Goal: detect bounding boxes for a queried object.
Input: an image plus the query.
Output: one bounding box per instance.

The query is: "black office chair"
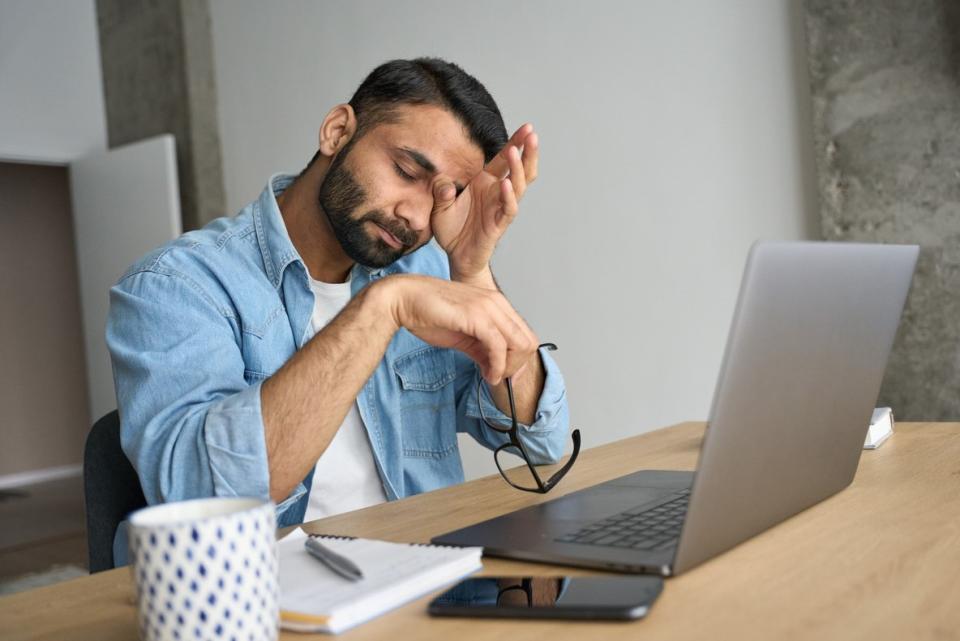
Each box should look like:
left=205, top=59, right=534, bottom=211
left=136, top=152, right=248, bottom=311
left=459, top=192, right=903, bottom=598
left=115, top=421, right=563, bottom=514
left=83, top=410, right=146, bottom=573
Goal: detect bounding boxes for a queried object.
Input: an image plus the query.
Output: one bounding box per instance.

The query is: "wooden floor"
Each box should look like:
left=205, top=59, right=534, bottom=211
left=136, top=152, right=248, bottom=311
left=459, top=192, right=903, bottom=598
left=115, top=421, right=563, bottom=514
left=0, top=476, right=88, bottom=592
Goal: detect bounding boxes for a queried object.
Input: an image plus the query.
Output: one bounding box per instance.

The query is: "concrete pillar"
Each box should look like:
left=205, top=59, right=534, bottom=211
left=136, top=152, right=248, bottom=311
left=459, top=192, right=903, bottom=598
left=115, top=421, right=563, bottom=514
left=96, top=0, right=225, bottom=231
left=804, top=0, right=960, bottom=419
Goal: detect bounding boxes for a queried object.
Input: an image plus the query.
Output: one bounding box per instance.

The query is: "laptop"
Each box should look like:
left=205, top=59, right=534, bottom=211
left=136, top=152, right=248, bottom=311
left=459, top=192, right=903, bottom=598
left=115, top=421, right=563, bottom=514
left=433, top=241, right=919, bottom=576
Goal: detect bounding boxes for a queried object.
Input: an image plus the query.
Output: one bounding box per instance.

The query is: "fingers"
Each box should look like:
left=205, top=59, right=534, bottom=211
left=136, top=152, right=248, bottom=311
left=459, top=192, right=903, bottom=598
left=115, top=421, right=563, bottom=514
left=509, top=123, right=533, bottom=148
left=494, top=129, right=538, bottom=210
left=523, top=132, right=538, bottom=186
left=439, top=288, right=536, bottom=385
left=488, top=289, right=539, bottom=356
left=506, top=146, right=526, bottom=200
left=431, top=180, right=457, bottom=215
left=496, top=178, right=519, bottom=230
left=486, top=123, right=535, bottom=179
left=475, top=322, right=508, bottom=385
left=395, top=276, right=539, bottom=385
left=477, top=291, right=538, bottom=385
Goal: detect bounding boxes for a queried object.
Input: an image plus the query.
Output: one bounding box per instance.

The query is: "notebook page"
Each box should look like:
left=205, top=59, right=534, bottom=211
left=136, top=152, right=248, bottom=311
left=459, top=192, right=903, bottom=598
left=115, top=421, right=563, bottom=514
left=279, top=533, right=482, bottom=631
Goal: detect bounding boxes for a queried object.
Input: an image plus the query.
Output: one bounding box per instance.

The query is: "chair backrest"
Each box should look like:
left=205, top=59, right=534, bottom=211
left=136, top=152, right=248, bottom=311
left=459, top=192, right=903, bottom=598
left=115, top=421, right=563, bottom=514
left=83, top=410, right=146, bottom=573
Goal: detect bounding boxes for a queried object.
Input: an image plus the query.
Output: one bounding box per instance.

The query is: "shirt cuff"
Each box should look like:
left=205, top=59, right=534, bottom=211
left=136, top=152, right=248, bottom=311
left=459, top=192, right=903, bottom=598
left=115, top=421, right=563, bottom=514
left=467, top=345, right=567, bottom=432
left=277, top=482, right=307, bottom=515
left=202, top=381, right=273, bottom=501
left=203, top=382, right=308, bottom=520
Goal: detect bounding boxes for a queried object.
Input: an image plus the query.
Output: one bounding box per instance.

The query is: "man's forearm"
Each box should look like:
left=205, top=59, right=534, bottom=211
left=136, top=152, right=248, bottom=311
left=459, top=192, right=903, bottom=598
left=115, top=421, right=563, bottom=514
left=452, top=265, right=545, bottom=424
left=261, top=281, right=397, bottom=503
left=261, top=268, right=542, bottom=503
left=450, top=263, right=499, bottom=292
left=489, top=350, right=545, bottom=426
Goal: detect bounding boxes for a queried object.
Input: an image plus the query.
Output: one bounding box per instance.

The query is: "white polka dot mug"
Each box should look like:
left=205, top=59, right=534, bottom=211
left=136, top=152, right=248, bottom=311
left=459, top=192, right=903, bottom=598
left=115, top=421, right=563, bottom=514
left=128, top=497, right=278, bottom=641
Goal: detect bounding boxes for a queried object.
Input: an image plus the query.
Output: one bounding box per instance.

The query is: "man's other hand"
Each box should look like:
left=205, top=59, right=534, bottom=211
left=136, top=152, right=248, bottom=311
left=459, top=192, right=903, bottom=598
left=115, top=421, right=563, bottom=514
left=373, top=273, right=539, bottom=385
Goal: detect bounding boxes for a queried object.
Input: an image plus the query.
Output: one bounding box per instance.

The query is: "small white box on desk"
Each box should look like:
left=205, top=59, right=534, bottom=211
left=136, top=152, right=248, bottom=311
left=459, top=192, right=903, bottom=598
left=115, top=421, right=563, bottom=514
left=864, top=407, right=894, bottom=449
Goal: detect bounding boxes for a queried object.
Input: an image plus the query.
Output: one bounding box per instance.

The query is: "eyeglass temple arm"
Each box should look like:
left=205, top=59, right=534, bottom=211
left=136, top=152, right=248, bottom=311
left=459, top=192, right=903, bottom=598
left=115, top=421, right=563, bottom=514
left=544, top=429, right=582, bottom=488
left=503, top=428, right=550, bottom=492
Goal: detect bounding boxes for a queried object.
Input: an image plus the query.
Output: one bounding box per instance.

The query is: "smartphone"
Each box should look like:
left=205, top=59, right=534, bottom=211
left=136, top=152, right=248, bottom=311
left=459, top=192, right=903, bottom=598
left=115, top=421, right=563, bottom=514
left=428, top=575, right=663, bottom=620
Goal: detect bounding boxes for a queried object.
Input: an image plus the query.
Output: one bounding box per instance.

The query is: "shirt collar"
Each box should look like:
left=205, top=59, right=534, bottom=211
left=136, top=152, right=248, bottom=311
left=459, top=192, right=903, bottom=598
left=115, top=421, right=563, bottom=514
left=253, top=173, right=305, bottom=289
left=253, top=172, right=389, bottom=288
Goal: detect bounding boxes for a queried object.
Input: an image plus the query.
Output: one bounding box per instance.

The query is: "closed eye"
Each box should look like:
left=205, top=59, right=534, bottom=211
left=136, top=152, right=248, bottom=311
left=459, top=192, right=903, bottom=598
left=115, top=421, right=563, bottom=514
left=393, top=162, right=416, bottom=182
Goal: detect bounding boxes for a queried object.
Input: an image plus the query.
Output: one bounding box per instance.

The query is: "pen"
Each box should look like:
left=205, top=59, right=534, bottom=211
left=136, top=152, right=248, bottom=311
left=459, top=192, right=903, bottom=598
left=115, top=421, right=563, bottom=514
left=304, top=536, right=365, bottom=581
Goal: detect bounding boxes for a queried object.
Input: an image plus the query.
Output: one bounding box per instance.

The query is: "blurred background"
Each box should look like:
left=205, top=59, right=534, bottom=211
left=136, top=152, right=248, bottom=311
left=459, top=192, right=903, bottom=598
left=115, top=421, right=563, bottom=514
left=1, top=0, right=957, bottom=592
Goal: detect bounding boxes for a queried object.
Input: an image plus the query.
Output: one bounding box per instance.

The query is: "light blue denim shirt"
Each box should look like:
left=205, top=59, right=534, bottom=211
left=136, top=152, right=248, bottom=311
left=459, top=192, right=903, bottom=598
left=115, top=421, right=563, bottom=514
left=106, top=174, right=569, bottom=565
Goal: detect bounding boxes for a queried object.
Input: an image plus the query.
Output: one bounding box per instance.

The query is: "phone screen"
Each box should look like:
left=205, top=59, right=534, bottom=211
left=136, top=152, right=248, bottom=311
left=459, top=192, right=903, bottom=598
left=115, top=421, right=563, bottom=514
left=428, top=575, right=663, bottom=619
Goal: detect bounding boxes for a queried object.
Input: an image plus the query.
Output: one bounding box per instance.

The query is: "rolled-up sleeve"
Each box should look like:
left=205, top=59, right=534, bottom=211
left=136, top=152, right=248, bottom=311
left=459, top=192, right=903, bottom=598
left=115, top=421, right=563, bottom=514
left=106, top=268, right=302, bottom=516
left=455, top=345, right=570, bottom=464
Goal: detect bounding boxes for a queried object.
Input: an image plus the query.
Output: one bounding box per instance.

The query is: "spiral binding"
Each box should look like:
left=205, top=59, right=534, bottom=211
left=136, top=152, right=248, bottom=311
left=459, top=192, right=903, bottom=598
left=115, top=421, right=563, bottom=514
left=307, top=533, right=462, bottom=550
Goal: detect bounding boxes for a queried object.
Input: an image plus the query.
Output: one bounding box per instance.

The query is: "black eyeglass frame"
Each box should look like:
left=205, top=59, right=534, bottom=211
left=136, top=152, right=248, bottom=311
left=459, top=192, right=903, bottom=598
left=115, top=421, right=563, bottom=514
left=477, top=343, right=581, bottom=494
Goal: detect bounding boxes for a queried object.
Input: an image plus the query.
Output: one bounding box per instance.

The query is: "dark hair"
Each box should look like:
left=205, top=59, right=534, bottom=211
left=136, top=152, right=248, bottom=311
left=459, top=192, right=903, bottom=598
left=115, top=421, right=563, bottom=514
left=348, top=58, right=507, bottom=163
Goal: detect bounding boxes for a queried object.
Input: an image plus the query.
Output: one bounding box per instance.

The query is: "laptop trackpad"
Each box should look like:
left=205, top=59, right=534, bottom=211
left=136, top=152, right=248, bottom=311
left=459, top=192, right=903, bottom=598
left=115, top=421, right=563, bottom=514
left=433, top=470, right=694, bottom=548
left=525, top=469, right=694, bottom=523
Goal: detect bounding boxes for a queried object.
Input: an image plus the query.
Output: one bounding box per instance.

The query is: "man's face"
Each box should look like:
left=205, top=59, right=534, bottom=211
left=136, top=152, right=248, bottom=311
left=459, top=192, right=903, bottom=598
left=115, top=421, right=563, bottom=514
left=318, top=104, right=485, bottom=268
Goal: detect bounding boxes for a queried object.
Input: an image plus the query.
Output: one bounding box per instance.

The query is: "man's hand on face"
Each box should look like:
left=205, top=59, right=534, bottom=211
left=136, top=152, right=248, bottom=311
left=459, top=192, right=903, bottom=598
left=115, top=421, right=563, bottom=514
left=429, top=123, right=539, bottom=287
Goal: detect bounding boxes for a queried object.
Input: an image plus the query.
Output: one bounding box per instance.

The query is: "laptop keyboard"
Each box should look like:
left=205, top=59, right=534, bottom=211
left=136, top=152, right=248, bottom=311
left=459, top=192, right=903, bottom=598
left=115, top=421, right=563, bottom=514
left=555, top=489, right=691, bottom=551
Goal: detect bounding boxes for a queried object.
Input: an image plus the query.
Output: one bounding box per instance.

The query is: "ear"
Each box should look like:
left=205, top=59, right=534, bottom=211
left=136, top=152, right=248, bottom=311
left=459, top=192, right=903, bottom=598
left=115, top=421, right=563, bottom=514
left=318, top=104, right=358, bottom=156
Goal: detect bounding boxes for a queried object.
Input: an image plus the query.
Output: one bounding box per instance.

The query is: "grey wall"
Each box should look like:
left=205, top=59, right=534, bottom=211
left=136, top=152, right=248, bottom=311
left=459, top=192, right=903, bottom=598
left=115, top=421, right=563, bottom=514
left=209, top=0, right=819, bottom=480
left=0, top=0, right=106, bottom=163
left=805, top=0, right=960, bottom=420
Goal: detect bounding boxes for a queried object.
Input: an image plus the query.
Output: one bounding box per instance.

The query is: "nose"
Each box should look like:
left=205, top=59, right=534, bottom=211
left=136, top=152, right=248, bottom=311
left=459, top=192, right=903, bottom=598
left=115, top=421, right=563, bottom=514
left=393, top=188, right=433, bottom=233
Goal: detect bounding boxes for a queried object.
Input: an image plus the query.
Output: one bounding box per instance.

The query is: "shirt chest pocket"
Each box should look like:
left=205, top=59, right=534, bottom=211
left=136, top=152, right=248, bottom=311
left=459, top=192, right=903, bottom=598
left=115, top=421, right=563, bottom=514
left=392, top=346, right=459, bottom=458
left=239, top=304, right=295, bottom=383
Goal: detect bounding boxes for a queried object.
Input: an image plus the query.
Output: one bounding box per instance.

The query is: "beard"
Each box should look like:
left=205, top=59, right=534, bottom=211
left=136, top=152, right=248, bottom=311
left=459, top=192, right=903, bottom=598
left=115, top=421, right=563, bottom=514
left=317, top=145, right=420, bottom=268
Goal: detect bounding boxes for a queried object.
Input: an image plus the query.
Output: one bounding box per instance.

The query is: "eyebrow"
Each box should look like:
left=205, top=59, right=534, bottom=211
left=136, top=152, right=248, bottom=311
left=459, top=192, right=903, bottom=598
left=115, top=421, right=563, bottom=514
left=398, top=147, right=465, bottom=195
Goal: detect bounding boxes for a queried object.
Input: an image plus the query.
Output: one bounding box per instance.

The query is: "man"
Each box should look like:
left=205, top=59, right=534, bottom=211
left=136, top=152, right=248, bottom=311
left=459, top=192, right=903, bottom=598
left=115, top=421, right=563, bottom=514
left=106, top=58, right=570, bottom=564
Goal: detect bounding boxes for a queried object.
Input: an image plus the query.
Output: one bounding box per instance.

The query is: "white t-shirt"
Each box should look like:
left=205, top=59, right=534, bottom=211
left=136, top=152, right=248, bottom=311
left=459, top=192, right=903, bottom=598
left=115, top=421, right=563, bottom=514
left=301, top=275, right=388, bottom=522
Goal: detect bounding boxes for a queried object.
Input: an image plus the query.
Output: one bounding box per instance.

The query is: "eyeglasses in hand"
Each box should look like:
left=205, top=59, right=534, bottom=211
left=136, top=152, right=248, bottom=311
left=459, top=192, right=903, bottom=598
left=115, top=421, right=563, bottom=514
left=477, top=343, right=581, bottom=493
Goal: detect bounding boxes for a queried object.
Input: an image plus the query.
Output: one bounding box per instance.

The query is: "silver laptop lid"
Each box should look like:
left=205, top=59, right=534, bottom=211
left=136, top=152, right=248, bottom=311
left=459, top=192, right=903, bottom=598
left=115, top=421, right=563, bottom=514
left=672, top=241, right=918, bottom=574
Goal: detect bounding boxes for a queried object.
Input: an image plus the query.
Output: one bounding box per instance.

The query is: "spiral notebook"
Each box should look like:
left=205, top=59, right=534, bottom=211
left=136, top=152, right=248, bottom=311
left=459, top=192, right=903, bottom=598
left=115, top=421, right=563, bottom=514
left=278, top=528, right=482, bottom=634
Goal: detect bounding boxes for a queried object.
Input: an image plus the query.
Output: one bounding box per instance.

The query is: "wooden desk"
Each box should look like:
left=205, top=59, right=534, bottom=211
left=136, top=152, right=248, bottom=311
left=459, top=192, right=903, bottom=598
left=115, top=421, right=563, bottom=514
left=2, top=422, right=958, bottom=640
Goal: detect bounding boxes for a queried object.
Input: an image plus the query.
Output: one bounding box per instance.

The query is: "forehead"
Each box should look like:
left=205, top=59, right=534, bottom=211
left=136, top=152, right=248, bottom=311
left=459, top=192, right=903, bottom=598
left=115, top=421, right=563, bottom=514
left=366, top=104, right=486, bottom=181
